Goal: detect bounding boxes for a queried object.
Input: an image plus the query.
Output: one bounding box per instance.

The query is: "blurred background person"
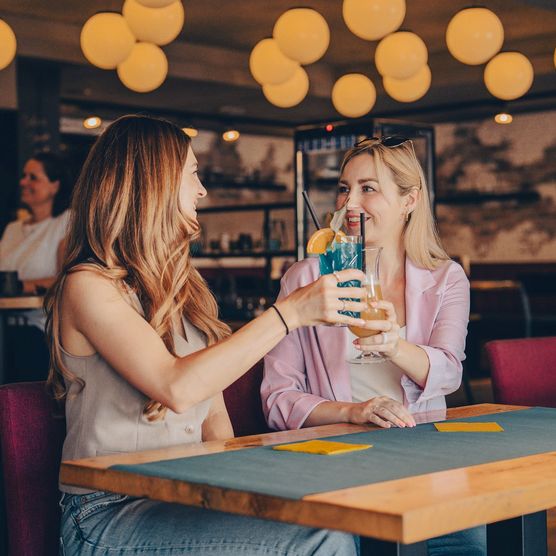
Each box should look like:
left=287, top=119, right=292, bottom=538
left=0, top=151, right=71, bottom=382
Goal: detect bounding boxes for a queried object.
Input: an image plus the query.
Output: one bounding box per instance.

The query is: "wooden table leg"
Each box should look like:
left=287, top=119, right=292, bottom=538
left=361, top=537, right=428, bottom=556
left=487, top=511, right=547, bottom=556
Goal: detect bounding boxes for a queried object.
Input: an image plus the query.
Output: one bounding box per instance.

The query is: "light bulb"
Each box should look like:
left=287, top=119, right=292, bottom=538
left=83, top=116, right=102, bottom=129
left=222, top=130, right=240, bottom=142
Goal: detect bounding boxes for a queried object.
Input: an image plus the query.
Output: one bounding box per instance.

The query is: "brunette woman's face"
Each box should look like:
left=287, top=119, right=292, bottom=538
left=19, top=159, right=59, bottom=211
left=179, top=148, right=207, bottom=223
left=336, top=153, right=407, bottom=245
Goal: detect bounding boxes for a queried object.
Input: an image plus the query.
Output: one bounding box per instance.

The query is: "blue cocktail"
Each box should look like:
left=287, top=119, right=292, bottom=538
left=319, top=235, right=362, bottom=319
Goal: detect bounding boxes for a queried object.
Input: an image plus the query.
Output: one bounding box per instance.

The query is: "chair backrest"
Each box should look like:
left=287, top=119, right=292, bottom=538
left=0, top=365, right=268, bottom=555
left=0, top=381, right=66, bottom=556
left=485, top=337, right=556, bottom=407
left=223, top=360, right=270, bottom=437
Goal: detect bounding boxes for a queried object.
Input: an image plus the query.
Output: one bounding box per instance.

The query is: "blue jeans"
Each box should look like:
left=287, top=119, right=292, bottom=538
left=428, top=526, right=486, bottom=556
left=361, top=526, right=486, bottom=555
left=60, top=491, right=485, bottom=556
left=59, top=491, right=358, bottom=555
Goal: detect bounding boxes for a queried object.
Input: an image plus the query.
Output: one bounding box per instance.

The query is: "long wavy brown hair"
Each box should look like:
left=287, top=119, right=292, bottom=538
left=45, top=115, right=230, bottom=420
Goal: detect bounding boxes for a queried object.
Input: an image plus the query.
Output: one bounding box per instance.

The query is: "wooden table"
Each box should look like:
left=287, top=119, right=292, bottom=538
left=61, top=403, right=554, bottom=556
left=0, top=296, right=44, bottom=383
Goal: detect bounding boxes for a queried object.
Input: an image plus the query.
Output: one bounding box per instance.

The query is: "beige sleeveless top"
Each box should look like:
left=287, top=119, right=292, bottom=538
left=60, top=291, right=211, bottom=494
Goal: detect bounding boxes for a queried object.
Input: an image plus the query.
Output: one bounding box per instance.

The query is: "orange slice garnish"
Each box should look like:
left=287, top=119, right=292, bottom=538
left=307, top=228, right=347, bottom=254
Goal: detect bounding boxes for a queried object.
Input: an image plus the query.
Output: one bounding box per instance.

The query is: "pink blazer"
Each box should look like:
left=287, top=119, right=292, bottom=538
left=262, top=257, right=470, bottom=430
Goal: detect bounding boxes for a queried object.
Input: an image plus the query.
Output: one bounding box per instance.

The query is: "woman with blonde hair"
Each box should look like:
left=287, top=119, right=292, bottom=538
left=48, top=115, right=367, bottom=555
left=262, top=137, right=486, bottom=555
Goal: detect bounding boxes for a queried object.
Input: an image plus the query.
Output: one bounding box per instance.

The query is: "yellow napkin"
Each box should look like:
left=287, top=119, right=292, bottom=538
left=272, top=439, right=372, bottom=455
left=434, top=422, right=504, bottom=432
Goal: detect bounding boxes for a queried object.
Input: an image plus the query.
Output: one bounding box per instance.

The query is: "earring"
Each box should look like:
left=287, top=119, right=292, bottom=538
left=405, top=211, right=410, bottom=222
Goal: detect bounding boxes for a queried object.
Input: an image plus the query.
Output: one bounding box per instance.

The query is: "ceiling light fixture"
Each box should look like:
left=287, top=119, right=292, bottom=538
left=332, top=73, right=376, bottom=118
left=80, top=12, right=135, bottom=70
left=117, top=42, right=168, bottom=93
left=249, top=38, right=298, bottom=86
left=342, top=0, right=405, bottom=41
left=83, top=116, right=102, bottom=129
left=273, top=8, right=329, bottom=65
left=122, top=0, right=185, bottom=46
left=383, top=64, right=432, bottom=103
left=182, top=127, right=198, bottom=137
left=446, top=7, right=504, bottom=65
left=0, top=18, right=17, bottom=70
left=484, top=51, right=534, bottom=101
left=494, top=112, right=512, bottom=124
left=262, top=66, right=309, bottom=108
left=375, top=31, right=428, bottom=79
left=222, top=129, right=240, bottom=142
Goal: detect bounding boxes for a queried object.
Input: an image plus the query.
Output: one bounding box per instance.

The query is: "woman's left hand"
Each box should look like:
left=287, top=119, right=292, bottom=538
left=354, top=300, right=401, bottom=358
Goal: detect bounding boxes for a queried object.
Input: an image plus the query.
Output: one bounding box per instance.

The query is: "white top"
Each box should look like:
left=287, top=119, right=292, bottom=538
left=0, top=211, right=70, bottom=279
left=348, top=327, right=407, bottom=404
left=0, top=211, right=70, bottom=328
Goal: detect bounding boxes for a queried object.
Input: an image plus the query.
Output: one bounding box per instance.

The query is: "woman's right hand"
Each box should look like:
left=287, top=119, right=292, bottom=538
left=347, top=396, right=416, bottom=428
left=276, top=268, right=368, bottom=329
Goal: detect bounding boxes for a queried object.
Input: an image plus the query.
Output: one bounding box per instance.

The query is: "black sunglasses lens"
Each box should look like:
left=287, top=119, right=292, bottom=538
left=381, top=136, right=409, bottom=147
left=354, top=136, right=379, bottom=147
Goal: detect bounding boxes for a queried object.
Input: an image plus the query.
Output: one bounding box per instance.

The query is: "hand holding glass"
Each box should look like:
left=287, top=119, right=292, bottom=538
left=319, top=235, right=362, bottom=322
left=348, top=247, right=387, bottom=363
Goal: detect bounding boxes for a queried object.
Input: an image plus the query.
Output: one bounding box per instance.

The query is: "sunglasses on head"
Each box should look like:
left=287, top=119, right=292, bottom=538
left=354, top=135, right=410, bottom=148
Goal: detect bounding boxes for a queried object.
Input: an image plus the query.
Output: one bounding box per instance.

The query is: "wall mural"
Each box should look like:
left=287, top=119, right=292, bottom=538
left=192, top=130, right=293, bottom=207
left=190, top=130, right=295, bottom=254
left=435, top=109, right=556, bottom=261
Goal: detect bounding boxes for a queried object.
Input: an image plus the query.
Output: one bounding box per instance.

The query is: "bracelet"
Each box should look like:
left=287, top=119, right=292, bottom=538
left=269, top=304, right=289, bottom=335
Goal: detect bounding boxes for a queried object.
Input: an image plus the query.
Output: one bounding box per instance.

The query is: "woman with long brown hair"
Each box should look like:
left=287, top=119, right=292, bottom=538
left=48, top=115, right=367, bottom=555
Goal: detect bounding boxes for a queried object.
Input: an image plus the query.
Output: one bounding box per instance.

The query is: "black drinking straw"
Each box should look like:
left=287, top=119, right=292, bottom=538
left=302, top=190, right=321, bottom=230
left=360, top=213, right=366, bottom=270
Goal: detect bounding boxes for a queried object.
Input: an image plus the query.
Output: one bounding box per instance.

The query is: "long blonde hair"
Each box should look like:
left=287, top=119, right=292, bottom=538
left=340, top=140, right=449, bottom=270
left=45, top=115, right=230, bottom=419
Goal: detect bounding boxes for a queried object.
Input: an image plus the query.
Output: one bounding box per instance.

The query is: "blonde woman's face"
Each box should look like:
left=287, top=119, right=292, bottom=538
left=179, top=148, right=207, bottom=224
left=336, top=153, right=407, bottom=245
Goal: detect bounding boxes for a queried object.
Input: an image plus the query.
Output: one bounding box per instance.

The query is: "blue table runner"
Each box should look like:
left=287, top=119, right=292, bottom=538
left=112, top=408, right=556, bottom=500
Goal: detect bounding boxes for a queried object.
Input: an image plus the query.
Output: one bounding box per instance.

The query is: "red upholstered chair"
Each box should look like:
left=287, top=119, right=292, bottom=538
left=485, top=337, right=556, bottom=407
left=0, top=364, right=267, bottom=555
left=223, top=359, right=270, bottom=436
left=0, top=381, right=66, bottom=556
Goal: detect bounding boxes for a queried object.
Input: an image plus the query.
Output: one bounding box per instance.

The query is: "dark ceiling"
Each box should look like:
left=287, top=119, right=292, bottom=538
left=0, top=0, right=555, bottom=128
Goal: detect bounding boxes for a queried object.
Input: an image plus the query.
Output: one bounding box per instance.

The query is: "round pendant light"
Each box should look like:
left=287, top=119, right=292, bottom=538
left=123, top=0, right=184, bottom=46
left=446, top=7, right=504, bottom=65
left=117, top=42, right=168, bottom=92
left=383, top=64, right=431, bottom=102
left=375, top=31, right=428, bottom=79
left=80, top=13, right=135, bottom=70
left=262, top=66, right=309, bottom=108
left=273, top=8, right=329, bottom=65
left=332, top=73, right=376, bottom=118
left=249, top=38, right=298, bottom=86
left=0, top=19, right=17, bottom=70
left=484, top=52, right=534, bottom=101
left=136, top=0, right=177, bottom=7
left=342, top=0, right=405, bottom=41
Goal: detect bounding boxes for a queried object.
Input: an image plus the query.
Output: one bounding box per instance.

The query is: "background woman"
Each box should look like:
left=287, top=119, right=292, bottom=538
left=48, top=115, right=368, bottom=555
left=0, top=152, right=71, bottom=381
left=262, top=137, right=485, bottom=556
